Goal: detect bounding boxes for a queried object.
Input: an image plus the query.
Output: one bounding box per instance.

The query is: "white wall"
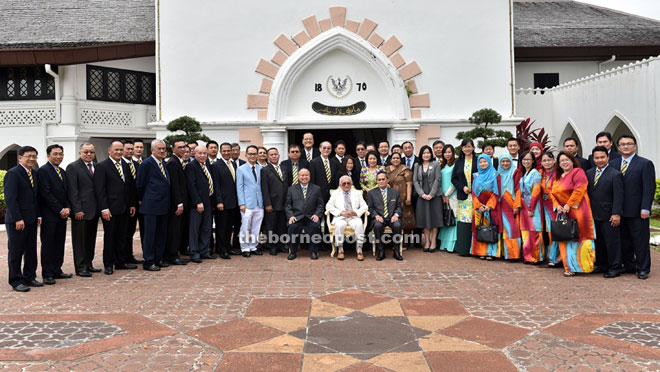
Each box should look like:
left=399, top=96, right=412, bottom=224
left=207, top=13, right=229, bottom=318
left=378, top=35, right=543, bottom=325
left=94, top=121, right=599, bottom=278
left=159, top=0, right=513, bottom=123
left=515, top=60, right=636, bottom=89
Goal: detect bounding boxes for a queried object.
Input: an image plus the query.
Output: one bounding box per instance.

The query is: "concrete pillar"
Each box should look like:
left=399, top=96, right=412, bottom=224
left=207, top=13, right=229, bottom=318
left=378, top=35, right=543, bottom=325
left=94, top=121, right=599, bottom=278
left=134, top=104, right=148, bottom=129
left=391, top=123, right=420, bottom=148
left=260, top=126, right=287, bottom=155
left=59, top=66, right=78, bottom=127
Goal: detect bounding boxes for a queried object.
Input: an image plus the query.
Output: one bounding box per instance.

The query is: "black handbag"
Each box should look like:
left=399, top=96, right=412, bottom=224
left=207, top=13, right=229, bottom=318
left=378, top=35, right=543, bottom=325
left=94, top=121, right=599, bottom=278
left=476, top=211, right=498, bottom=243
left=443, top=202, right=456, bottom=226
left=550, top=213, right=579, bottom=241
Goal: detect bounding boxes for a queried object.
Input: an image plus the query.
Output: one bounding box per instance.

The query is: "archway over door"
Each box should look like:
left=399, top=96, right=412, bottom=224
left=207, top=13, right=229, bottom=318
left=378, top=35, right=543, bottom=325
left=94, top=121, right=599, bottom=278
left=0, top=144, right=20, bottom=170
left=604, top=113, right=637, bottom=151
left=558, top=121, right=585, bottom=157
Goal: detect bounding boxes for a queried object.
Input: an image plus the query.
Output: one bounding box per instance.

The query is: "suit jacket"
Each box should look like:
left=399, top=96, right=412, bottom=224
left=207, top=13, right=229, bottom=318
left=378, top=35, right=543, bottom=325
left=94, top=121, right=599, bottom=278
left=285, top=183, right=324, bottom=221
left=309, top=156, right=339, bottom=201
left=211, top=158, right=238, bottom=209
left=326, top=188, right=367, bottom=218
left=402, top=155, right=418, bottom=170
left=261, top=163, right=288, bottom=211
left=280, top=158, right=309, bottom=186
left=94, top=158, right=137, bottom=215
left=236, top=163, right=263, bottom=209
left=575, top=155, right=590, bottom=172
left=302, top=147, right=320, bottom=162
left=186, top=160, right=215, bottom=208
left=377, top=155, right=391, bottom=167
left=610, top=155, right=656, bottom=217
left=4, top=165, right=39, bottom=224
left=413, top=160, right=443, bottom=197
left=166, top=156, right=189, bottom=211
left=136, top=156, right=170, bottom=216
left=66, top=158, right=97, bottom=219
left=367, top=187, right=402, bottom=219
left=37, top=162, right=69, bottom=222
left=588, top=149, right=621, bottom=169
left=586, top=165, right=624, bottom=221
left=232, top=158, right=247, bottom=167
left=354, top=157, right=368, bottom=175
left=451, top=156, right=479, bottom=201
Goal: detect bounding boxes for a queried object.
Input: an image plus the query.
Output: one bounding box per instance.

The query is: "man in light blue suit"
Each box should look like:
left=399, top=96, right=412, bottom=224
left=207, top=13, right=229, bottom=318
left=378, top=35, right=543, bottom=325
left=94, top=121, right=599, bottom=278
left=236, top=145, right=264, bottom=257
left=136, top=139, right=170, bottom=272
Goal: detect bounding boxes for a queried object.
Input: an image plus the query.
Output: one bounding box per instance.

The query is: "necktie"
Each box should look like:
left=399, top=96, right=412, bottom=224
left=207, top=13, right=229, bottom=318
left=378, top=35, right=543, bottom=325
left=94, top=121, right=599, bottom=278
left=323, top=159, right=331, bottom=183
left=55, top=167, right=63, bottom=181
left=87, top=163, right=94, bottom=176
left=226, top=160, right=235, bottom=181
left=594, top=168, right=602, bottom=186
left=182, top=160, right=188, bottom=170
left=128, top=161, right=136, bottom=179
left=275, top=165, right=283, bottom=182
left=621, top=159, right=628, bottom=175
left=302, top=185, right=307, bottom=199
left=115, top=161, right=125, bottom=181
left=292, top=163, right=299, bottom=185
left=406, top=158, right=411, bottom=167
left=27, top=169, right=34, bottom=188
left=201, top=163, right=214, bottom=195
left=306, top=151, right=311, bottom=163
left=361, top=159, right=366, bottom=168
left=381, top=188, right=389, bottom=218
left=252, top=165, right=257, bottom=182
left=344, top=191, right=352, bottom=211
left=137, top=158, right=142, bottom=164
left=158, top=161, right=167, bottom=178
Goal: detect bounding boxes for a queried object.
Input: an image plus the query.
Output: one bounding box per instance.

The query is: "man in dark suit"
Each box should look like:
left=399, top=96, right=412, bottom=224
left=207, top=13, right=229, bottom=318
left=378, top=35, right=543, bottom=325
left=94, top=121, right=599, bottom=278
left=37, top=144, right=73, bottom=285
left=66, top=143, right=99, bottom=277
left=231, top=143, right=247, bottom=167
left=186, top=145, right=217, bottom=263
left=122, top=140, right=144, bottom=265
left=330, top=140, right=346, bottom=166
left=261, top=148, right=289, bottom=255
left=132, top=139, right=146, bottom=244
left=301, top=132, right=320, bottom=163
left=309, top=141, right=339, bottom=203
left=432, top=140, right=445, bottom=163
left=285, top=169, right=324, bottom=260
left=165, top=140, right=190, bottom=266
left=280, top=144, right=308, bottom=186
left=587, top=146, right=624, bottom=278
left=563, top=137, right=590, bottom=171
left=377, top=140, right=391, bottom=166
left=4, top=146, right=42, bottom=292
left=402, top=141, right=419, bottom=170
left=588, top=131, right=621, bottom=168
left=211, top=142, right=239, bottom=258
left=136, top=140, right=171, bottom=271
left=610, top=134, right=656, bottom=280
left=368, top=171, right=403, bottom=261
left=354, top=141, right=367, bottom=175
left=94, top=140, right=138, bottom=275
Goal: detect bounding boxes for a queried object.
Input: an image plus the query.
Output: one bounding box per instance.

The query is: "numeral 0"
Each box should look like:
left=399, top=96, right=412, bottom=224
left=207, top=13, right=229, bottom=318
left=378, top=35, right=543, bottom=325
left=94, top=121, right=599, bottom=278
left=356, top=82, right=367, bottom=91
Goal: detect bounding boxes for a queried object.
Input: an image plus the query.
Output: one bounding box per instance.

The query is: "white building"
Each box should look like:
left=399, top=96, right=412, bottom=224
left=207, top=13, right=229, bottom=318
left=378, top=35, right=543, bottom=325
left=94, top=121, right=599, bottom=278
left=0, top=0, right=658, bottom=167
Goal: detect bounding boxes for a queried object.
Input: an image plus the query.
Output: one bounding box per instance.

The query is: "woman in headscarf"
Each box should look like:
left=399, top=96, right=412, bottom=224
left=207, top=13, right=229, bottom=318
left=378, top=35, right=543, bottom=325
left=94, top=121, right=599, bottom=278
left=471, top=154, right=501, bottom=259
left=519, top=151, right=545, bottom=264
left=540, top=152, right=561, bottom=267
left=438, top=145, right=458, bottom=252
left=529, top=142, right=544, bottom=171
left=451, top=139, right=478, bottom=256
left=497, top=154, right=522, bottom=260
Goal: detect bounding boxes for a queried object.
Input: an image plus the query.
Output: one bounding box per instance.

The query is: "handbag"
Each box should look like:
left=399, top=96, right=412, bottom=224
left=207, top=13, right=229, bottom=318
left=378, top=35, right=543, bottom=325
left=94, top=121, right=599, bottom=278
left=476, top=211, right=498, bottom=243
left=550, top=213, right=579, bottom=241
left=443, top=202, right=456, bottom=226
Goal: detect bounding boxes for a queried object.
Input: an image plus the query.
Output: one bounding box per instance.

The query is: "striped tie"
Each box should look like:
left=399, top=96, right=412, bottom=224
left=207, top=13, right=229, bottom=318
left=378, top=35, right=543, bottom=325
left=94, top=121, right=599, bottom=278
left=594, top=168, right=602, bottom=186
left=27, top=169, right=34, bottom=188
left=226, top=160, right=235, bottom=181
left=182, top=161, right=187, bottom=170
left=202, top=163, right=214, bottom=195
left=323, top=159, right=331, bottom=183
left=55, top=167, right=63, bottom=181
left=158, top=161, right=167, bottom=178
left=621, top=159, right=628, bottom=176
left=292, top=164, right=299, bottom=185
left=275, top=165, right=283, bottom=182
left=128, top=161, right=136, bottom=179
left=114, top=161, right=125, bottom=181
left=302, top=185, right=307, bottom=199
left=381, top=188, right=389, bottom=218
left=306, top=151, right=311, bottom=163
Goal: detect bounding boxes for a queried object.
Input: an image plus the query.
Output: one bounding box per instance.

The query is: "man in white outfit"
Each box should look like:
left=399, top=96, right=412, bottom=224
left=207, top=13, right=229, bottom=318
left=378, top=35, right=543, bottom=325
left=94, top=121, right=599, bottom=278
left=325, top=175, right=368, bottom=261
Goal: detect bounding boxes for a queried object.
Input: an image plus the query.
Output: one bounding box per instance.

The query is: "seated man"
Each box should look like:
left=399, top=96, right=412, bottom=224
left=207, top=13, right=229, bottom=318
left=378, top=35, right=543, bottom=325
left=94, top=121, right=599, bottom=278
left=285, top=169, right=324, bottom=260
left=367, top=171, right=403, bottom=261
left=325, top=175, right=367, bottom=261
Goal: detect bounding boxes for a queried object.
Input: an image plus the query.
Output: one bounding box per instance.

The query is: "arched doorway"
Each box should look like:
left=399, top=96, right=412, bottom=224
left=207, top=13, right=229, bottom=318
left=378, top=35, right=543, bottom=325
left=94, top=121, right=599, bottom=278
left=558, top=122, right=585, bottom=157
left=0, top=144, right=20, bottom=170
left=604, top=114, right=636, bottom=150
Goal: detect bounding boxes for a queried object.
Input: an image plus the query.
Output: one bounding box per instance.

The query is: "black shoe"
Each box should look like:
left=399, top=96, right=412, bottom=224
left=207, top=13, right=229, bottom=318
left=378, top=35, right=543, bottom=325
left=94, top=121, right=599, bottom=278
left=604, top=271, right=620, bottom=278
left=311, top=252, right=319, bottom=260
left=168, top=258, right=188, bottom=265
left=191, top=258, right=202, bottom=263
left=269, top=249, right=278, bottom=256
left=144, top=264, right=161, bottom=271
left=129, top=257, right=145, bottom=264
left=377, top=250, right=385, bottom=261
left=26, top=279, right=44, bottom=287
left=201, top=255, right=217, bottom=259
left=89, top=266, right=102, bottom=273
left=157, top=261, right=170, bottom=267
left=638, top=271, right=649, bottom=280
left=76, top=271, right=92, bottom=277
left=217, top=252, right=231, bottom=260
left=593, top=266, right=607, bottom=274
left=429, top=248, right=438, bottom=253
left=287, top=253, right=297, bottom=260
left=229, top=249, right=242, bottom=255
left=55, top=272, right=73, bottom=279
left=393, top=251, right=403, bottom=261
left=12, top=284, right=30, bottom=292
left=43, top=277, right=56, bottom=285
left=242, top=252, right=251, bottom=258
left=115, top=263, right=137, bottom=270
left=251, top=250, right=263, bottom=256
left=104, top=267, right=114, bottom=275
left=423, top=248, right=430, bottom=252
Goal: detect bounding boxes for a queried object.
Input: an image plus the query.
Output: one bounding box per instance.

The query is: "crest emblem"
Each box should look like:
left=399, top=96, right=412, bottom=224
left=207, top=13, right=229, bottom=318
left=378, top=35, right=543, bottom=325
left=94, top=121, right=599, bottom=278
left=326, top=75, right=353, bottom=99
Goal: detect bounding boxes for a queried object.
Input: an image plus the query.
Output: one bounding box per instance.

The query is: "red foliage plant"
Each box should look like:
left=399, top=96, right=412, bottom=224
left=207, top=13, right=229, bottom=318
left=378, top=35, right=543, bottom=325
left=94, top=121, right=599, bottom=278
left=516, top=118, right=554, bottom=153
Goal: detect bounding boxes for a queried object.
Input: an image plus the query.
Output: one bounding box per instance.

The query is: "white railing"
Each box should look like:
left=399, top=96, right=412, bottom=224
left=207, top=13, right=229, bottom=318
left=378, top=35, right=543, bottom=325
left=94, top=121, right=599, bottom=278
left=77, top=100, right=155, bottom=129
left=0, top=101, right=56, bottom=127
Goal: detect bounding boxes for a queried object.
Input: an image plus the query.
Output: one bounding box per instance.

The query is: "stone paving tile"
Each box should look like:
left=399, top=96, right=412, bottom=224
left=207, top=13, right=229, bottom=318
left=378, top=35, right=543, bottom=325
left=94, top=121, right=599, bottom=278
left=439, top=316, right=531, bottom=348
left=188, top=318, right=282, bottom=351
left=217, top=352, right=302, bottom=372
left=0, top=321, right=123, bottom=349
left=318, top=289, right=392, bottom=310
left=399, top=298, right=468, bottom=316
left=425, top=350, right=518, bottom=372
left=593, top=321, right=660, bottom=348
left=245, top=298, right=311, bottom=317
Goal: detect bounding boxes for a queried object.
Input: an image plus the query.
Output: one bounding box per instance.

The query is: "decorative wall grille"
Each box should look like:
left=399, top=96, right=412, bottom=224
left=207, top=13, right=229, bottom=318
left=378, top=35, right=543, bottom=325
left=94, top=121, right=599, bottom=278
left=0, top=108, right=56, bottom=126
left=80, top=109, right=132, bottom=127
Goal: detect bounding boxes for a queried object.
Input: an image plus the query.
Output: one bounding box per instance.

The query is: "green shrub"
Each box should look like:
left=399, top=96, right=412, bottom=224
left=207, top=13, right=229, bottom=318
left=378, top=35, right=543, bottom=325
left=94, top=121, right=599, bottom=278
left=0, top=169, right=6, bottom=207
left=655, top=179, right=660, bottom=204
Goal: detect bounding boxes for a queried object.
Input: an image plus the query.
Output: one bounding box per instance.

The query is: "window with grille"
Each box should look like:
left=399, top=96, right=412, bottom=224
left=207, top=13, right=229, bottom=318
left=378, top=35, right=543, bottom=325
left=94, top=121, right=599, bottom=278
left=86, top=65, right=156, bottom=105
left=0, top=67, right=56, bottom=101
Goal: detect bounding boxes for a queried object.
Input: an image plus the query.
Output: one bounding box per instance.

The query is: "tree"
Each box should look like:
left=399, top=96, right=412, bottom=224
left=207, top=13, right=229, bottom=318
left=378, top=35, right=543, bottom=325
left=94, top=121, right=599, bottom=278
left=163, top=116, right=211, bottom=154
left=456, top=108, right=512, bottom=149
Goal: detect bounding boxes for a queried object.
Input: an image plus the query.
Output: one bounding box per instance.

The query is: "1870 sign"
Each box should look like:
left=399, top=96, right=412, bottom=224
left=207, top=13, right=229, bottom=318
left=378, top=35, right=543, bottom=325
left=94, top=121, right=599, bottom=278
left=312, top=74, right=367, bottom=115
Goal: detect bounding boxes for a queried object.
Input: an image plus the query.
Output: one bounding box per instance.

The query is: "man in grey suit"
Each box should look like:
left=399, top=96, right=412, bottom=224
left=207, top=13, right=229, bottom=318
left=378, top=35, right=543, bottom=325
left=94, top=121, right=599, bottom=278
left=368, top=171, right=403, bottom=261
left=261, top=148, right=289, bottom=256
left=285, top=169, right=324, bottom=260
left=66, top=143, right=100, bottom=277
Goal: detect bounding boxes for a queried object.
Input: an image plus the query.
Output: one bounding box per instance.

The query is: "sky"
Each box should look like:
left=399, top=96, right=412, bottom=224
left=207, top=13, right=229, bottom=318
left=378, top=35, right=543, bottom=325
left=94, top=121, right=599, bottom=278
left=577, top=0, right=660, bottom=21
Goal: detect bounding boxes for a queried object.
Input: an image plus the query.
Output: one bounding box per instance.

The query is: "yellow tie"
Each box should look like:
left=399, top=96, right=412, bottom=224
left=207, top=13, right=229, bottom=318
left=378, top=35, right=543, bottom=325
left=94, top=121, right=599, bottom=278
left=55, top=167, right=63, bottom=181
left=182, top=160, right=187, bottom=169
left=226, top=160, right=235, bottom=181
left=275, top=165, right=283, bottom=182
left=382, top=188, right=389, bottom=218
left=323, top=159, right=331, bottom=183
left=202, top=163, right=214, bottom=195
left=302, top=185, right=307, bottom=199
left=114, top=161, right=124, bottom=181
left=158, top=161, right=167, bottom=178
left=621, top=159, right=628, bottom=175
left=292, top=163, right=299, bottom=185
left=28, top=169, right=34, bottom=188
left=594, top=168, right=602, bottom=186
left=128, top=161, right=136, bottom=179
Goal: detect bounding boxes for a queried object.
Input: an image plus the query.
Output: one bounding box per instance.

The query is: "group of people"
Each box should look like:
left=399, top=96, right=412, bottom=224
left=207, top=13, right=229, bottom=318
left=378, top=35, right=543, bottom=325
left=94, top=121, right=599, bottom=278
left=4, top=131, right=654, bottom=292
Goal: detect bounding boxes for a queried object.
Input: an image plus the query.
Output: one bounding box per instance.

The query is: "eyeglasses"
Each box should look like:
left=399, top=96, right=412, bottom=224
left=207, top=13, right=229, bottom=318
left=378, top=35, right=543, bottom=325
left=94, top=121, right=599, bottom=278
left=246, top=153, right=257, bottom=156
left=340, top=182, right=351, bottom=185
left=618, top=142, right=635, bottom=147
left=290, top=150, right=300, bottom=153
left=82, top=151, right=96, bottom=154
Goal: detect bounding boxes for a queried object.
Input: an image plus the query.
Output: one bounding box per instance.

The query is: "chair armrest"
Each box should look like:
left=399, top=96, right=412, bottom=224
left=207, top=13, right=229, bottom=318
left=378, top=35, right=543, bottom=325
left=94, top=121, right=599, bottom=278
left=325, top=211, right=332, bottom=227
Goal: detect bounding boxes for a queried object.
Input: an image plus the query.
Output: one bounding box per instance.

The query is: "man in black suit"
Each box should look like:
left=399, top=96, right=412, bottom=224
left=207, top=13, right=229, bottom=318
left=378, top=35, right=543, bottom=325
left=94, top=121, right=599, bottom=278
left=94, top=140, right=138, bottom=275
left=588, top=131, right=621, bottom=168
left=285, top=169, right=324, bottom=260
left=432, top=140, right=445, bottom=163
left=377, top=140, right=391, bottom=166
left=302, top=132, right=320, bottom=163
left=186, top=145, right=217, bottom=263
left=231, top=143, right=247, bottom=167
left=211, top=142, right=239, bottom=258
left=563, top=137, right=590, bottom=171
left=132, top=139, right=146, bottom=244
left=587, top=146, right=624, bottom=278
left=261, top=148, right=289, bottom=255
left=280, top=144, right=308, bottom=186
left=354, top=141, right=367, bottom=175
left=610, top=134, right=656, bottom=280
left=330, top=140, right=346, bottom=166
left=165, top=140, right=190, bottom=266
left=4, top=146, right=42, bottom=292
left=66, top=143, right=99, bottom=277
left=402, top=141, right=419, bottom=170
left=309, top=141, right=339, bottom=203
left=368, top=171, right=403, bottom=261
left=122, top=140, right=144, bottom=265
left=37, top=144, right=73, bottom=285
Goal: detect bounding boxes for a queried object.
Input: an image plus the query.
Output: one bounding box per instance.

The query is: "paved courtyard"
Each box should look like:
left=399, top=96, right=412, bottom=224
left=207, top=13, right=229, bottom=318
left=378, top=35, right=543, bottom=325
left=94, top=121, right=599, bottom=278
left=0, top=227, right=659, bottom=371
